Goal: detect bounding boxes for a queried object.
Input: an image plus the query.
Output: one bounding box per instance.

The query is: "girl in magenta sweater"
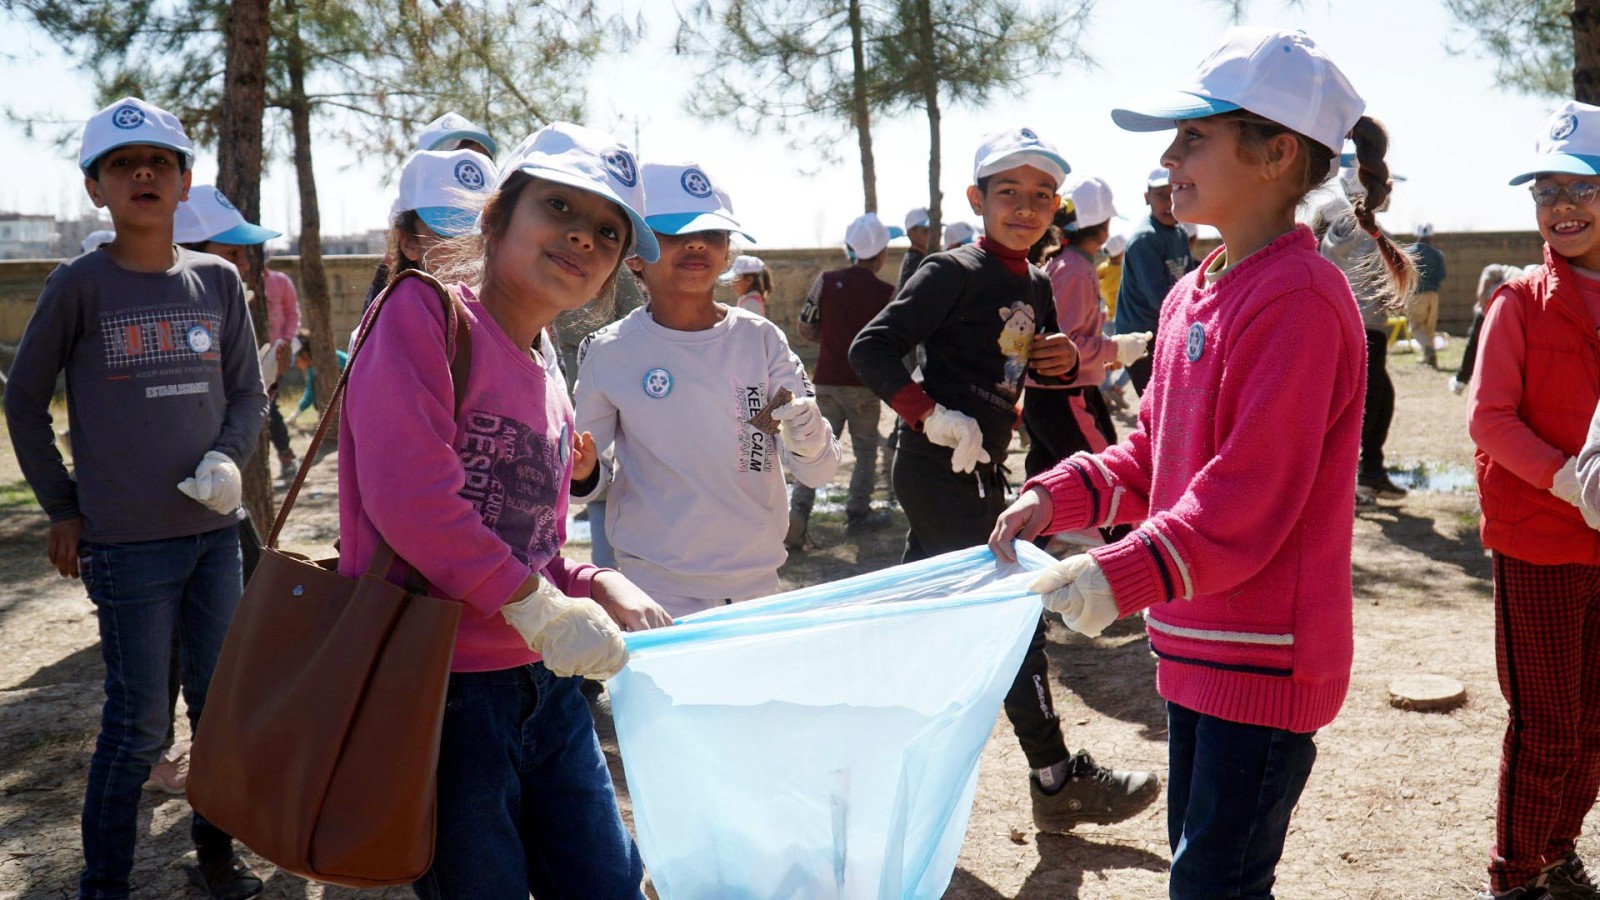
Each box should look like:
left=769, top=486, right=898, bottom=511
left=990, top=29, right=1412, bottom=899
left=338, top=122, right=670, bottom=899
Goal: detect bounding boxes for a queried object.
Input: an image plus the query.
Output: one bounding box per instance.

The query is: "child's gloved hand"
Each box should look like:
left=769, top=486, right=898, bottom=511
left=257, top=340, right=284, bottom=390
left=1028, top=553, right=1119, bottom=637
left=1112, top=332, right=1153, bottom=368
left=923, top=405, right=989, bottom=474
left=176, top=451, right=242, bottom=514
left=772, top=396, right=829, bottom=458
left=1550, top=457, right=1582, bottom=507
left=1447, top=376, right=1465, bottom=395
left=501, top=579, right=628, bottom=679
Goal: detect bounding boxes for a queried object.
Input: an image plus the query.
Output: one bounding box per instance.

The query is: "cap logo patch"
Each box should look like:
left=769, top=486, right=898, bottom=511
left=680, top=167, right=713, bottom=198
left=603, top=149, right=638, bottom=187
left=454, top=159, right=486, bottom=190
left=213, top=189, right=235, bottom=210
left=642, top=367, right=672, bottom=399
left=1552, top=113, right=1579, bottom=142
left=1018, top=128, right=1038, bottom=142
left=111, top=105, right=146, bottom=130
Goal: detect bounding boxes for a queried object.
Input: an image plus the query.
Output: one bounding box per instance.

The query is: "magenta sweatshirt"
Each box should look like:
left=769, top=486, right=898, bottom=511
left=1025, top=227, right=1365, bottom=733
left=337, top=277, right=599, bottom=672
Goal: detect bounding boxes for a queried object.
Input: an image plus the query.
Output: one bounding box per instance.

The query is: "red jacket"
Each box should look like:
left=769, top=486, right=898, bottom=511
left=1469, top=245, right=1600, bottom=565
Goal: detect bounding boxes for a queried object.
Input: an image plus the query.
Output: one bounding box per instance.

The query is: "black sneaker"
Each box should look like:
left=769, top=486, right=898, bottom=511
left=1358, top=472, right=1408, bottom=501
left=846, top=509, right=891, bottom=532
left=1545, top=854, right=1600, bottom=900
left=1029, top=750, right=1160, bottom=832
left=187, top=854, right=263, bottom=900
left=784, top=510, right=808, bottom=551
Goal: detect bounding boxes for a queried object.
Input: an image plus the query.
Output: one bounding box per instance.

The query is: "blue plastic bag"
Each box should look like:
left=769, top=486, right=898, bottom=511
left=607, top=543, right=1055, bottom=900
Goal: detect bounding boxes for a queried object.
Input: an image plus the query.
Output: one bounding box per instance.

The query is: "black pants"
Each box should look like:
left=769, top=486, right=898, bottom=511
left=893, top=434, right=1068, bottom=769
left=1021, top=386, right=1117, bottom=479
left=266, top=403, right=291, bottom=459
left=1361, top=329, right=1394, bottom=480
left=1456, top=310, right=1486, bottom=384
left=1126, top=335, right=1156, bottom=396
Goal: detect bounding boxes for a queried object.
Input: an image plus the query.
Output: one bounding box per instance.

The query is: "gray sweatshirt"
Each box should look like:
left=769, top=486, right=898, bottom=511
left=3, top=248, right=267, bottom=542
left=1319, top=211, right=1390, bottom=331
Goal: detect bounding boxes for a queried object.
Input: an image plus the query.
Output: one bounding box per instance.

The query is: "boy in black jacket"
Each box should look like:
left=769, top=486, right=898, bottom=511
left=850, top=126, right=1159, bottom=833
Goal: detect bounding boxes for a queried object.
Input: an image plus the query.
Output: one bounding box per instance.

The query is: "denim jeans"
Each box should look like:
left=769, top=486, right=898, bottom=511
left=1167, top=702, right=1318, bottom=900
left=77, top=525, right=243, bottom=899
left=413, top=664, right=643, bottom=900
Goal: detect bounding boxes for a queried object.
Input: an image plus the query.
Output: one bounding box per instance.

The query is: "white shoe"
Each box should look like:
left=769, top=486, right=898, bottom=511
left=1447, top=376, right=1464, bottom=395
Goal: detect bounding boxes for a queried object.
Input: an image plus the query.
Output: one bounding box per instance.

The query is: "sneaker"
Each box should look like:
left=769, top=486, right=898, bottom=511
left=187, top=854, right=263, bottom=900
left=143, top=742, right=189, bottom=795
left=1448, top=376, right=1466, bottom=395
left=1358, top=473, right=1408, bottom=501
left=278, top=457, right=298, bottom=485
left=1029, top=750, right=1160, bottom=832
left=1545, top=854, right=1600, bottom=900
left=846, top=509, right=891, bottom=532
left=784, top=510, right=808, bottom=551
left=1355, top=485, right=1379, bottom=508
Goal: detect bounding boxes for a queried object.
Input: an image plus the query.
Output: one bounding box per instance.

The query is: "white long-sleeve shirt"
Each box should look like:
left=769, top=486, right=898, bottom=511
left=574, top=305, right=840, bottom=601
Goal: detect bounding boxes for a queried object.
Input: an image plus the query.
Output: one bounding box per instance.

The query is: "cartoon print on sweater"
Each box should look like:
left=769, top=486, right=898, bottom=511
left=996, top=301, right=1035, bottom=398
left=458, top=410, right=566, bottom=566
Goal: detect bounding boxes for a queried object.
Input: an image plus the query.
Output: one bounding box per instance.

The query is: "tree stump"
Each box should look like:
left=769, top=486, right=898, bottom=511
left=1388, top=674, right=1467, bottom=712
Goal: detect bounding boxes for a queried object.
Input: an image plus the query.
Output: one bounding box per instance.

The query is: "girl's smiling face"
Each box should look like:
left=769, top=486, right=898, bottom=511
left=1160, top=117, right=1264, bottom=229
left=488, top=177, right=629, bottom=313
left=630, top=230, right=731, bottom=299
left=1533, top=174, right=1600, bottom=270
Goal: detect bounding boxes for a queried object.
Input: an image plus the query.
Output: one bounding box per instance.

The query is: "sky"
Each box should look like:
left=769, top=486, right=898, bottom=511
left=0, top=1, right=1565, bottom=249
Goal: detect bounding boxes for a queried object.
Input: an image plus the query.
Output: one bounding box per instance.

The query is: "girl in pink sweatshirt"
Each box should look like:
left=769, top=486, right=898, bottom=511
left=338, top=122, right=669, bottom=899
left=990, top=29, right=1413, bottom=899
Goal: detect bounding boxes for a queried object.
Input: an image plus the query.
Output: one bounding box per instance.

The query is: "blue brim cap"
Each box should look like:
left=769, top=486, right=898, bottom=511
left=1509, top=153, right=1600, bottom=185
left=1111, top=92, right=1242, bottom=132
left=887, top=226, right=906, bottom=240
left=645, top=211, right=756, bottom=244
left=207, top=222, right=282, bottom=245
left=417, top=207, right=479, bottom=238
left=1339, top=152, right=1407, bottom=181
left=427, top=129, right=498, bottom=158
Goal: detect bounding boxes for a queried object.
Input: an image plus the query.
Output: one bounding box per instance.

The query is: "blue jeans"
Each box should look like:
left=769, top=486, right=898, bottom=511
left=413, top=664, right=643, bottom=900
left=77, top=525, right=243, bottom=899
left=589, top=499, right=617, bottom=569
left=1166, top=702, right=1318, bottom=900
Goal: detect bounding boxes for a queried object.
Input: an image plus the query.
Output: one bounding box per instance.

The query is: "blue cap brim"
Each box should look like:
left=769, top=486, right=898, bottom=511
left=887, top=226, right=907, bottom=240
left=416, top=207, right=478, bottom=238
left=207, top=222, right=282, bottom=245
left=511, top=165, right=659, bottom=262
left=1509, top=153, right=1600, bottom=185
left=645, top=211, right=756, bottom=243
left=1111, top=93, right=1242, bottom=132
left=425, top=129, right=497, bottom=158
left=1340, top=153, right=1407, bottom=181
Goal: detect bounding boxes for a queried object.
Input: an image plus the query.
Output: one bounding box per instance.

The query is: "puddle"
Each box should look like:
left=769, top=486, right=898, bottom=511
left=1386, top=460, right=1476, bottom=494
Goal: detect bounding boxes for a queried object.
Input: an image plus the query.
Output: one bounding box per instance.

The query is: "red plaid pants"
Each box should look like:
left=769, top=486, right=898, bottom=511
left=1489, top=552, right=1600, bottom=890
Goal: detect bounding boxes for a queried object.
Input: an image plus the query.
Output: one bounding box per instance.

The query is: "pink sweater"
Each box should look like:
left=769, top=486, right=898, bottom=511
left=265, top=269, right=300, bottom=344
left=1025, top=227, right=1365, bottom=732
left=1039, top=247, right=1117, bottom=388
left=337, top=278, right=599, bottom=672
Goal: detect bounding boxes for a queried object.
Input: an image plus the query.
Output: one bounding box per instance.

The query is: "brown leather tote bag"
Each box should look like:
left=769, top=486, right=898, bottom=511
left=188, top=271, right=471, bottom=887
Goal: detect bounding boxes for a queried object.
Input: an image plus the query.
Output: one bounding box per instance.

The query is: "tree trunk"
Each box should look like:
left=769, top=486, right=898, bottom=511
left=915, top=0, right=942, bottom=246
left=285, top=0, right=340, bottom=439
left=217, top=0, right=274, bottom=530
left=1574, top=0, right=1600, bottom=104
left=848, top=0, right=877, bottom=213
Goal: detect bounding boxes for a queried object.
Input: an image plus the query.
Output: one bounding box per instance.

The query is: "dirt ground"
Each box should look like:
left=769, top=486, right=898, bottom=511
left=1, top=336, right=1590, bottom=899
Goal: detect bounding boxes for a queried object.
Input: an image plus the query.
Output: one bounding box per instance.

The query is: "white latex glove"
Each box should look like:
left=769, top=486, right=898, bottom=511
left=257, top=340, right=284, bottom=389
left=923, top=404, right=990, bottom=474
left=1447, top=376, right=1465, bottom=395
left=1551, top=457, right=1582, bottom=507
left=1111, top=332, right=1153, bottom=368
left=1027, top=554, right=1120, bottom=638
left=772, top=396, right=829, bottom=458
left=176, top=451, right=242, bottom=514
left=501, top=578, right=628, bottom=679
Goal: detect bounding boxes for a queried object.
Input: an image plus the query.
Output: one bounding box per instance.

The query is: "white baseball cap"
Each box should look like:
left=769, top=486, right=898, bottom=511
left=639, top=161, right=755, bottom=242
left=844, top=212, right=891, bottom=260
left=1064, top=176, right=1117, bottom=230
left=494, top=122, right=658, bottom=262
left=80, top=229, right=115, bottom=253
left=1415, top=221, right=1434, bottom=238
left=732, top=254, right=765, bottom=275
left=1103, top=231, right=1128, bottom=256
left=1111, top=28, right=1364, bottom=157
left=416, top=112, right=497, bottom=158
left=79, top=97, right=195, bottom=175
left=904, top=207, right=930, bottom=230
left=972, top=126, right=1070, bottom=186
left=393, top=149, right=497, bottom=238
left=944, top=221, right=979, bottom=247
left=1510, top=101, right=1600, bottom=185
left=174, top=186, right=281, bottom=245
left=1146, top=168, right=1171, bottom=189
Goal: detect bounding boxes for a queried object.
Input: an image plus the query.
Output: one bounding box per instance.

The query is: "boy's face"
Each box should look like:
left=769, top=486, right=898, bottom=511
left=966, top=164, right=1060, bottom=252
left=84, top=144, right=190, bottom=233
left=1532, top=173, right=1600, bottom=270
left=202, top=241, right=254, bottom=283
left=628, top=230, right=731, bottom=298
left=907, top=224, right=930, bottom=251
left=1144, top=184, right=1177, bottom=226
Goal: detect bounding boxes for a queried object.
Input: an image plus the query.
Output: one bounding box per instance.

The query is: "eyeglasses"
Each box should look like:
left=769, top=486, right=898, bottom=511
left=1529, top=181, right=1600, bottom=207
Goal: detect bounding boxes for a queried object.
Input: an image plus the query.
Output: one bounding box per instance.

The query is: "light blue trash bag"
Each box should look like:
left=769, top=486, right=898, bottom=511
left=607, top=543, right=1057, bottom=900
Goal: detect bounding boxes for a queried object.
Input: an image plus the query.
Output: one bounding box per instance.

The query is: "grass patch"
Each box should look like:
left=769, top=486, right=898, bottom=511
left=0, top=478, right=37, bottom=510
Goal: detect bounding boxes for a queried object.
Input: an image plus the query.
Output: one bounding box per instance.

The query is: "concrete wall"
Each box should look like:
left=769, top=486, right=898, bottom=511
left=0, top=231, right=1550, bottom=353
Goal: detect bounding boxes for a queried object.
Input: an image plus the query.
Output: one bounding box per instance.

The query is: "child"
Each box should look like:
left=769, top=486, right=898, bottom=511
left=361, top=148, right=497, bottom=311
left=573, top=160, right=841, bottom=618
left=850, top=126, right=1158, bottom=835
left=728, top=254, right=772, bottom=316
left=3, top=97, right=268, bottom=899
left=899, top=207, right=932, bottom=291
left=1115, top=168, right=1195, bottom=396
left=174, top=185, right=300, bottom=482
left=787, top=212, right=896, bottom=547
left=285, top=332, right=347, bottom=423
left=337, top=121, right=670, bottom=897
left=1451, top=262, right=1522, bottom=394
left=414, top=110, right=497, bottom=158
left=989, top=30, right=1410, bottom=897
left=1408, top=221, right=1447, bottom=368
left=1472, top=100, right=1600, bottom=900
left=942, top=220, right=978, bottom=249
left=1098, top=230, right=1131, bottom=412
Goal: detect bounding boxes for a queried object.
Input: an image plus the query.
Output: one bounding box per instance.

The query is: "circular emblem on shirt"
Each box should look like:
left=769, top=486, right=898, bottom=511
left=111, top=105, right=146, bottom=130
left=454, top=159, right=485, bottom=190
left=1185, top=323, right=1205, bottom=362
left=602, top=149, right=638, bottom=187
left=187, top=325, right=214, bottom=354
left=642, top=367, right=673, bottom=399
left=1552, top=113, right=1579, bottom=142
left=680, top=168, right=713, bottom=198
left=212, top=188, right=235, bottom=210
